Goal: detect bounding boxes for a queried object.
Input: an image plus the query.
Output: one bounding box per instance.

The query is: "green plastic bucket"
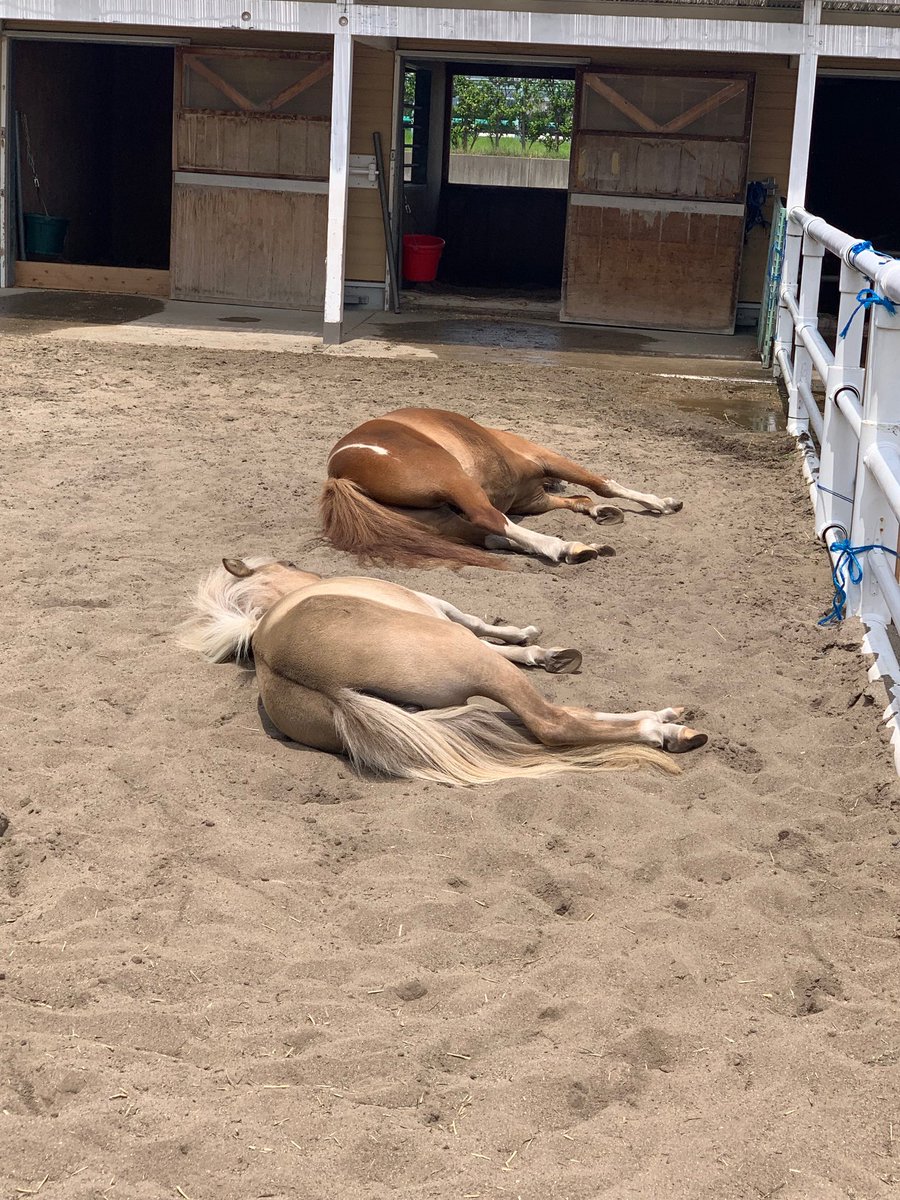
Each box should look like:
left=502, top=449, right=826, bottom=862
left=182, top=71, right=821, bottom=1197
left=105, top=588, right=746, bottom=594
left=24, top=213, right=69, bottom=258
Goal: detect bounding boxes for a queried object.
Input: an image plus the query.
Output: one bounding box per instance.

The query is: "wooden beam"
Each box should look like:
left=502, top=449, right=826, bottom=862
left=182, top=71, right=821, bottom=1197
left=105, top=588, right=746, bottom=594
left=14, top=262, right=170, bottom=297
left=661, top=80, right=747, bottom=134
left=185, top=57, right=255, bottom=112
left=584, top=75, right=660, bottom=134
left=264, top=58, right=333, bottom=113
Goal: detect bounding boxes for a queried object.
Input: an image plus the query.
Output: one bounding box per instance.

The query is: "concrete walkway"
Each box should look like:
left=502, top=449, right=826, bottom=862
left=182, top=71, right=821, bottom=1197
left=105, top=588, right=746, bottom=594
left=0, top=287, right=766, bottom=381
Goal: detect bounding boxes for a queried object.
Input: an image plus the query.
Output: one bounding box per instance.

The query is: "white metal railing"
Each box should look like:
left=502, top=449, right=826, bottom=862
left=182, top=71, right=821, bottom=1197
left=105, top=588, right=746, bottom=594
left=775, top=205, right=900, bottom=770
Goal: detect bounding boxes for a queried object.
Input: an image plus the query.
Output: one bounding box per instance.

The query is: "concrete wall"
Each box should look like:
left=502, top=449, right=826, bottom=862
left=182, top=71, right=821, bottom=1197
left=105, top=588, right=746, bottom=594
left=447, top=153, right=569, bottom=189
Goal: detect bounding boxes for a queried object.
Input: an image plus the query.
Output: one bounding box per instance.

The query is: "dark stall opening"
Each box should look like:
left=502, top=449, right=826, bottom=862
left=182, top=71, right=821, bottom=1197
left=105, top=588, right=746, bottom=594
left=807, top=75, right=900, bottom=314
left=13, top=40, right=174, bottom=270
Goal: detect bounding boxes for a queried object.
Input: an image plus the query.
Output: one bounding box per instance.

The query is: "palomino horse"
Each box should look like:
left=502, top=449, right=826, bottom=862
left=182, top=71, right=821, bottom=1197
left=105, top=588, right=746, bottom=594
left=179, top=557, right=707, bottom=786
left=321, top=407, right=682, bottom=569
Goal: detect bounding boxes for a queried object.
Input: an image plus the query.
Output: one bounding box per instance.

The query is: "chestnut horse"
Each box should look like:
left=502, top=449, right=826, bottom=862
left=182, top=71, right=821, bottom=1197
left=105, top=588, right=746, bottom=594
left=321, top=407, right=682, bottom=569
left=179, top=557, right=707, bottom=787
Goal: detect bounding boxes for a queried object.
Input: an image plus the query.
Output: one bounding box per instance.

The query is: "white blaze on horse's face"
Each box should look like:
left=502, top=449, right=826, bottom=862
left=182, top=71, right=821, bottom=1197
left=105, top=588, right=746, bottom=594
left=327, top=443, right=390, bottom=467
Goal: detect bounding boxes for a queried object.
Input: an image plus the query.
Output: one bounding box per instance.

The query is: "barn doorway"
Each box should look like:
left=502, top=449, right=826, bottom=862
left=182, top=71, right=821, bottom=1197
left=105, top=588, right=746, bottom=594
left=11, top=39, right=174, bottom=295
left=396, top=59, right=576, bottom=310
left=807, top=74, right=900, bottom=316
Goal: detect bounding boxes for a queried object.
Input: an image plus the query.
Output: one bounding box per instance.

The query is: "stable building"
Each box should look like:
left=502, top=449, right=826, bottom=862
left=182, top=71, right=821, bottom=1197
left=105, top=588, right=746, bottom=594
left=1, top=0, right=899, bottom=345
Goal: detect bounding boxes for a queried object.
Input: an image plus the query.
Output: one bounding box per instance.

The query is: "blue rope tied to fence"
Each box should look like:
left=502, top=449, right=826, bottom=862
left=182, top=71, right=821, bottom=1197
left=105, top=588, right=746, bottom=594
left=839, top=288, right=897, bottom=339
left=819, top=538, right=900, bottom=625
left=849, top=239, right=894, bottom=264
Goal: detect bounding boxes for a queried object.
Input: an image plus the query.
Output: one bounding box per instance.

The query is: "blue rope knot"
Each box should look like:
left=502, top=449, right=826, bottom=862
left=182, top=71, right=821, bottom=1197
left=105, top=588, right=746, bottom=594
left=839, top=288, right=897, bottom=339
left=849, top=239, right=894, bottom=264
left=820, top=538, right=900, bottom=625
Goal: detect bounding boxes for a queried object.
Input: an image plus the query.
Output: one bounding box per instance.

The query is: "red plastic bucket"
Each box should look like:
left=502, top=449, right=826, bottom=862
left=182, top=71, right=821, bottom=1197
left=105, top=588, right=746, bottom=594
left=402, top=234, right=445, bottom=283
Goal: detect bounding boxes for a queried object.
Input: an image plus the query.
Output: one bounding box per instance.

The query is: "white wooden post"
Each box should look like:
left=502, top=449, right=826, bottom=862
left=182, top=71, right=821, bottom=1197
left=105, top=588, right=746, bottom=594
left=787, top=232, right=823, bottom=438
left=848, top=302, right=900, bottom=625
left=323, top=15, right=354, bottom=345
left=0, top=37, right=10, bottom=288
left=774, top=0, right=820, bottom=393
left=817, top=259, right=866, bottom=536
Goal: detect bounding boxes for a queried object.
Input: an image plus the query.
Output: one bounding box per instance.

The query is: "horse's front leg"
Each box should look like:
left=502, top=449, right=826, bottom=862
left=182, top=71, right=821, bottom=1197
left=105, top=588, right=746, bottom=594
left=539, top=450, right=682, bottom=516
left=483, top=642, right=582, bottom=674
left=414, top=592, right=541, bottom=644
left=511, top=487, right=626, bottom=527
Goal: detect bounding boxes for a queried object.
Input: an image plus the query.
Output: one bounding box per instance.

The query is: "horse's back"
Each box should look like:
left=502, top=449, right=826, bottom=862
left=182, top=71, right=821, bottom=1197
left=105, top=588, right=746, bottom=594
left=329, top=408, right=517, bottom=492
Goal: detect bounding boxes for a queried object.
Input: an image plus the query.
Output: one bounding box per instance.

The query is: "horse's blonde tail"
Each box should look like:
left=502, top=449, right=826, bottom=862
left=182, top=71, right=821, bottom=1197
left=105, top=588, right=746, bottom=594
left=177, top=560, right=272, bottom=663
left=331, top=690, right=679, bottom=787
left=320, top=477, right=510, bottom=571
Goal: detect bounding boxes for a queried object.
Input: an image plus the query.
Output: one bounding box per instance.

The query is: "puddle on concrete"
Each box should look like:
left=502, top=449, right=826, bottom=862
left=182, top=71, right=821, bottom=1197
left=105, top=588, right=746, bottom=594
left=386, top=317, right=656, bottom=357
left=0, top=290, right=165, bottom=325
left=670, top=391, right=786, bottom=432
left=219, top=315, right=262, bottom=324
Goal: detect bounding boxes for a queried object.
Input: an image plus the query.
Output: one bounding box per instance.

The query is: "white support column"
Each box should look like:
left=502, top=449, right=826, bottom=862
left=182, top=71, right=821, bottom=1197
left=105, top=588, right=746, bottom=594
left=0, top=37, right=10, bottom=289
left=323, top=14, right=354, bottom=346
left=774, top=0, right=820, bottom=385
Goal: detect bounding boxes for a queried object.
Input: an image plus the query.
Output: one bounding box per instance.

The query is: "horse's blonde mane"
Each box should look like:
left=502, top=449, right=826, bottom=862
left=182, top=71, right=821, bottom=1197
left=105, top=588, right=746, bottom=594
left=177, top=557, right=279, bottom=663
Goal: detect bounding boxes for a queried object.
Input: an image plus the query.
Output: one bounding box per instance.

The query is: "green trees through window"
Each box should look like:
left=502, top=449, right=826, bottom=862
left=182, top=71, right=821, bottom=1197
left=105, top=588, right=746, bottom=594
left=450, top=75, right=575, bottom=159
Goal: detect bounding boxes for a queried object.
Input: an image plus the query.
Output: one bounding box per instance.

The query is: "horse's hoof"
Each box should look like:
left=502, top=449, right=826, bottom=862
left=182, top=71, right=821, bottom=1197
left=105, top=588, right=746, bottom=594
left=520, top=625, right=542, bottom=645
left=592, top=505, right=625, bottom=525
left=544, top=648, right=582, bottom=674
left=663, top=498, right=683, bottom=513
left=564, top=543, right=599, bottom=564
left=656, top=706, right=686, bottom=723
left=661, top=724, right=708, bottom=753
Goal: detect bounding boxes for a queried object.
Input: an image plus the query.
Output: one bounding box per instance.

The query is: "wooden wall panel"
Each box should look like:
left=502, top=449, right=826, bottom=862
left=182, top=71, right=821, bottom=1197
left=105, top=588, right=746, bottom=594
left=346, top=44, right=395, bottom=282
left=562, top=204, right=743, bottom=333
left=741, top=61, right=795, bottom=303
left=573, top=133, right=746, bottom=202
left=171, top=183, right=326, bottom=307
left=176, top=112, right=330, bottom=179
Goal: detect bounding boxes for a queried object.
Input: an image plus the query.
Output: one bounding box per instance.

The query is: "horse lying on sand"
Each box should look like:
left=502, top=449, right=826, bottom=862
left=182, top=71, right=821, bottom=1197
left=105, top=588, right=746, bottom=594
left=179, top=557, right=707, bottom=787
left=321, top=407, right=682, bottom=570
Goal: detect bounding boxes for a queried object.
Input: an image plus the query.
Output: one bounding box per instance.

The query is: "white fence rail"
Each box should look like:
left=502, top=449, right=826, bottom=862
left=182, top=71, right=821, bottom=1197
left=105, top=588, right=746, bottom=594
left=776, top=206, right=900, bottom=770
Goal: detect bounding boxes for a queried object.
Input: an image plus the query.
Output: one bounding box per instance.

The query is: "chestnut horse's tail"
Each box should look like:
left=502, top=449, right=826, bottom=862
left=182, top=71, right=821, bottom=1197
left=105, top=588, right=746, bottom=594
left=332, top=690, right=678, bottom=787
left=320, top=477, right=509, bottom=571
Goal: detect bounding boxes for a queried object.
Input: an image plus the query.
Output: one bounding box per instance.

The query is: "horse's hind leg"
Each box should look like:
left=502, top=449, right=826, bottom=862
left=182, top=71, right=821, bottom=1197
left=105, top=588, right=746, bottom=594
left=259, top=596, right=704, bottom=754
left=426, top=474, right=612, bottom=565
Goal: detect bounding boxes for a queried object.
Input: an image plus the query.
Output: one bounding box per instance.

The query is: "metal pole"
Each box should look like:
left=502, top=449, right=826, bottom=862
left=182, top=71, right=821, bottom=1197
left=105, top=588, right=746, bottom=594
left=373, top=131, right=400, bottom=314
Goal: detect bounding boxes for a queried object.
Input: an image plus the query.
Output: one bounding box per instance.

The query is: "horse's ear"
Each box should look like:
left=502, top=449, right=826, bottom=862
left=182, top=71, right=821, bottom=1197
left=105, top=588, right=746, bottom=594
left=223, top=557, right=253, bottom=578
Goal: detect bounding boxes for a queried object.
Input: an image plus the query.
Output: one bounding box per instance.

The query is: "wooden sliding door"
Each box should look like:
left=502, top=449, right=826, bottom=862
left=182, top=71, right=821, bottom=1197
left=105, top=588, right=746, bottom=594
left=171, top=48, right=332, bottom=308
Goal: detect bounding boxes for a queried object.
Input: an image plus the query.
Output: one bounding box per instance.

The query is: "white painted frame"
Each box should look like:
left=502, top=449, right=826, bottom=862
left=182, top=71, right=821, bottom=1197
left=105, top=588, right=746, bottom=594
left=2, top=1, right=899, bottom=59
left=323, top=17, right=353, bottom=343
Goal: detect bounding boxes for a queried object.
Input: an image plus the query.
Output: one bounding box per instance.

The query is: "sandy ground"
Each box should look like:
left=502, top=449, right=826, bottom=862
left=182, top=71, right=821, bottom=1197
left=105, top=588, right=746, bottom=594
left=3, top=332, right=900, bottom=1200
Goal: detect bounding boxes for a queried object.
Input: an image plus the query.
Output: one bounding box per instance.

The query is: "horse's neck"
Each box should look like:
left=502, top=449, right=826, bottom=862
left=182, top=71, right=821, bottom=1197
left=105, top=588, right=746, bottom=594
left=277, top=570, right=322, bottom=595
